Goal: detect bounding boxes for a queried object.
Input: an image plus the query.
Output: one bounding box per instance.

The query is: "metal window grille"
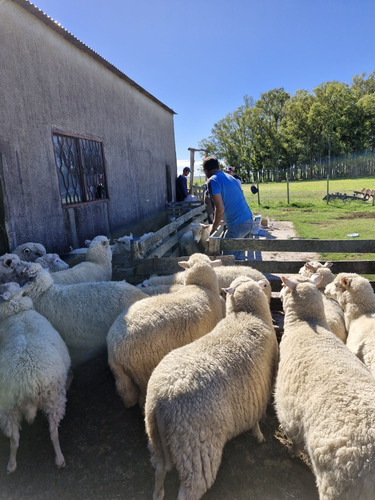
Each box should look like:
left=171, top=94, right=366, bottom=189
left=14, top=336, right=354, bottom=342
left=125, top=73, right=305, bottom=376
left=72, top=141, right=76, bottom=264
left=53, top=133, right=107, bottom=206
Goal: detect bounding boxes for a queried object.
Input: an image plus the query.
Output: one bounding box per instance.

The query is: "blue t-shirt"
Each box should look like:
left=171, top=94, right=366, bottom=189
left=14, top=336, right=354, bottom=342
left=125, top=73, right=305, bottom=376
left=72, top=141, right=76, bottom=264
left=208, top=171, right=252, bottom=226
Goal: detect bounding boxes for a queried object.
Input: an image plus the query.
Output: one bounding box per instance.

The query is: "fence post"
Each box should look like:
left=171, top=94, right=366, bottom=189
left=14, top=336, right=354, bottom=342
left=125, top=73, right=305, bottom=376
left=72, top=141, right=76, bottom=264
left=286, top=170, right=290, bottom=205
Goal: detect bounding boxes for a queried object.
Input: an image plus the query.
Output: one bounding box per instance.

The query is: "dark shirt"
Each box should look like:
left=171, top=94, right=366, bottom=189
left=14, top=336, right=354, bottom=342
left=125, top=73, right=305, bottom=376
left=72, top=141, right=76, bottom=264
left=176, top=174, right=188, bottom=202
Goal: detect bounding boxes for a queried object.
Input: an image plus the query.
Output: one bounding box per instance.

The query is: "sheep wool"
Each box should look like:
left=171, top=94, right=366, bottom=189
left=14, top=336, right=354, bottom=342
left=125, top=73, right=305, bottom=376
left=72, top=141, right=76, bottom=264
left=140, top=258, right=272, bottom=303
left=52, top=235, right=112, bottom=284
left=0, top=292, right=71, bottom=474
left=145, top=276, right=278, bottom=500
left=107, top=254, right=224, bottom=409
left=21, top=265, right=147, bottom=366
left=325, top=273, right=375, bottom=375
left=275, top=275, right=375, bottom=499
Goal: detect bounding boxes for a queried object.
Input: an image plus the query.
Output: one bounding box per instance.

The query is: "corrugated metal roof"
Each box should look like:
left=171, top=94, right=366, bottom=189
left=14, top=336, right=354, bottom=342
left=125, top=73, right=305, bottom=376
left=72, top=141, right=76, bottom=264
left=12, top=0, right=176, bottom=114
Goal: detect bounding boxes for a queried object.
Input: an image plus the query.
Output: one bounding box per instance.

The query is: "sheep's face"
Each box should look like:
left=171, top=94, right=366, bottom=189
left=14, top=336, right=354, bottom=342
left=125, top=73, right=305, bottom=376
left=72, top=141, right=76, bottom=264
left=191, top=223, right=210, bottom=243
left=325, top=273, right=371, bottom=310
left=113, top=234, right=133, bottom=253
left=14, top=243, right=46, bottom=262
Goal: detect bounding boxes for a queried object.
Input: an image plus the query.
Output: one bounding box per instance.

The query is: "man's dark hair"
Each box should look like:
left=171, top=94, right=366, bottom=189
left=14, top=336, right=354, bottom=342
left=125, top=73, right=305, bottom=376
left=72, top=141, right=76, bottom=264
left=203, top=156, right=219, bottom=172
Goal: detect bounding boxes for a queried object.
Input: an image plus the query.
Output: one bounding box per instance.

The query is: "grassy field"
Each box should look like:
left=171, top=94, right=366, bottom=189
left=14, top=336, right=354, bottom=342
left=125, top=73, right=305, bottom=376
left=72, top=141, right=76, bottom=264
left=239, top=176, right=375, bottom=261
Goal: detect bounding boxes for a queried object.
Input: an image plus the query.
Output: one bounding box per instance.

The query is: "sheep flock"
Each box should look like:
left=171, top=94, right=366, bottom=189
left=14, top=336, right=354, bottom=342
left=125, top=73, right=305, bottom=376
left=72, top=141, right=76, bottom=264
left=1, top=235, right=375, bottom=500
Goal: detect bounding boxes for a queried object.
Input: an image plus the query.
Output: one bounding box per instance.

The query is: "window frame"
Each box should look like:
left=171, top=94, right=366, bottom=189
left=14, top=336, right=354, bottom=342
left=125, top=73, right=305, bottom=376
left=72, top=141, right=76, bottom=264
left=52, top=130, right=109, bottom=208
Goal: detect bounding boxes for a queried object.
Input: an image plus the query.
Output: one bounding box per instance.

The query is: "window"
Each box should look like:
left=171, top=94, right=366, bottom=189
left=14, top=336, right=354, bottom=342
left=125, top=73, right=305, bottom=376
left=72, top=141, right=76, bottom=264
left=52, top=133, right=108, bottom=206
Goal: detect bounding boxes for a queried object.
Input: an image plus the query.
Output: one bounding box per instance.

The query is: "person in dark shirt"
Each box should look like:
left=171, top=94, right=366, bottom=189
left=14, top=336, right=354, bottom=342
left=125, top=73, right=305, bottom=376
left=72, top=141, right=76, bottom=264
left=176, top=167, right=190, bottom=201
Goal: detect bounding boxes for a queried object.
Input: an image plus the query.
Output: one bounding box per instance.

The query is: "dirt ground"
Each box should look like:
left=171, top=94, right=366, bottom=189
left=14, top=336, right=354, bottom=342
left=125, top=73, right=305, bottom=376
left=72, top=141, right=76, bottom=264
left=0, top=220, right=321, bottom=499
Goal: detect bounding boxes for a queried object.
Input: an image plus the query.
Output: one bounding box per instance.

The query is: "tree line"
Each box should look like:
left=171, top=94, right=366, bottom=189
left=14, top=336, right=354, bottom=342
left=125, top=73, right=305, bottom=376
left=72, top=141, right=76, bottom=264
left=199, top=72, right=375, bottom=182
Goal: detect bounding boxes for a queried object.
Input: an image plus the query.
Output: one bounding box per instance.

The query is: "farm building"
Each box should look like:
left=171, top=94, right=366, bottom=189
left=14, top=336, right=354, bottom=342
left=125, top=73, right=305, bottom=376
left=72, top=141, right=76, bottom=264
left=0, top=0, right=177, bottom=255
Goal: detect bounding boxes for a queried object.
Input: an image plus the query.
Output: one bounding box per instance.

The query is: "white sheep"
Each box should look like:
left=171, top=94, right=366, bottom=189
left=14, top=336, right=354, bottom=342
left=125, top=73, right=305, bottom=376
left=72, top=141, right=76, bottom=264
left=12, top=242, right=46, bottom=262
left=107, top=254, right=224, bottom=409
left=0, top=288, right=71, bottom=474
left=179, top=222, right=210, bottom=256
left=0, top=282, right=21, bottom=302
left=52, top=235, right=112, bottom=284
left=275, top=274, right=375, bottom=499
left=145, top=276, right=278, bottom=500
left=325, top=273, right=375, bottom=376
left=21, top=265, right=148, bottom=366
left=297, top=263, right=347, bottom=343
left=35, top=253, right=69, bottom=272
left=0, top=253, right=22, bottom=284
left=112, top=232, right=155, bottom=258
left=140, top=260, right=272, bottom=303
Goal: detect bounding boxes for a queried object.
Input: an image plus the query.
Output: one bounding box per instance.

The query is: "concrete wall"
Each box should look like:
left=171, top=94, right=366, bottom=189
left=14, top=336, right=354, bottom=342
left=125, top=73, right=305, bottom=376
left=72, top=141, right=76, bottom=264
left=0, top=0, right=177, bottom=253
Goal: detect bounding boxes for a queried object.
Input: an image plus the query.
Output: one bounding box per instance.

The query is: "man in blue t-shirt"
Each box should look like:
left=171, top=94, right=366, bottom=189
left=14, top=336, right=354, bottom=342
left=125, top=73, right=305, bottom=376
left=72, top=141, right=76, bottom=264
left=203, top=156, right=253, bottom=260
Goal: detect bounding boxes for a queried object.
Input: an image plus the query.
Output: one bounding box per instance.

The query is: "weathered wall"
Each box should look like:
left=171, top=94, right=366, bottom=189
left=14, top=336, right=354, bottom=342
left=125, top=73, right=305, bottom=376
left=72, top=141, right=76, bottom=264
left=0, top=0, right=177, bottom=253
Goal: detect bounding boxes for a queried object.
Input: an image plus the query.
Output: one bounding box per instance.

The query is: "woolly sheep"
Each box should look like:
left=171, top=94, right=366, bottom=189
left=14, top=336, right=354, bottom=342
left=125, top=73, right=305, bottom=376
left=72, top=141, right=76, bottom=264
left=112, top=232, right=155, bottom=258
left=145, top=276, right=278, bottom=500
left=107, top=254, right=224, bottom=409
left=0, top=282, right=21, bottom=303
left=0, top=253, right=21, bottom=284
left=275, top=274, right=375, bottom=499
left=12, top=242, right=46, bottom=262
left=140, top=260, right=272, bottom=303
left=179, top=222, right=210, bottom=256
left=0, top=289, right=71, bottom=474
left=35, top=253, right=69, bottom=272
left=21, top=265, right=148, bottom=366
left=52, top=235, right=112, bottom=284
left=297, top=263, right=347, bottom=343
left=325, top=273, right=375, bottom=376
left=299, top=260, right=335, bottom=289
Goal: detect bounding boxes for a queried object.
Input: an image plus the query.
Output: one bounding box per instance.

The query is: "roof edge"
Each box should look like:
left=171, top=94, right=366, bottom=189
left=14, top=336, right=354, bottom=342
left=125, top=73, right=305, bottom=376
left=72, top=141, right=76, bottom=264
left=12, top=0, right=176, bottom=115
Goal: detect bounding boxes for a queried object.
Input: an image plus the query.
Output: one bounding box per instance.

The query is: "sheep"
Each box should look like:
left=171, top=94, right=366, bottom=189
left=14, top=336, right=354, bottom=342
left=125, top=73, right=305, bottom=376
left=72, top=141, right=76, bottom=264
left=52, top=235, right=112, bottom=284
left=145, top=276, right=278, bottom=500
left=107, top=254, right=224, bottom=409
left=21, top=264, right=148, bottom=366
left=35, top=253, right=69, bottom=272
left=179, top=222, right=210, bottom=256
left=0, top=282, right=20, bottom=303
left=112, top=232, right=155, bottom=258
left=299, top=260, right=335, bottom=288
left=325, top=273, right=375, bottom=376
left=12, top=242, right=46, bottom=262
left=0, top=288, right=71, bottom=474
left=140, top=260, right=272, bottom=303
left=297, top=263, right=347, bottom=343
left=0, top=253, right=22, bottom=284
left=275, top=274, right=375, bottom=500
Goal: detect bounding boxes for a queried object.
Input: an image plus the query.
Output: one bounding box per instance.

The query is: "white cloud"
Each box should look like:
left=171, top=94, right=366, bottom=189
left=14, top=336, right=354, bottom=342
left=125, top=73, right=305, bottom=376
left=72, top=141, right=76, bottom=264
left=177, top=158, right=204, bottom=176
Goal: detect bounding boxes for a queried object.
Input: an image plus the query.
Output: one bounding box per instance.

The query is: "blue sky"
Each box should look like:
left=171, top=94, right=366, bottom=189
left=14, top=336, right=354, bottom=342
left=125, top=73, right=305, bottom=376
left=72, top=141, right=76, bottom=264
left=30, top=0, right=375, bottom=174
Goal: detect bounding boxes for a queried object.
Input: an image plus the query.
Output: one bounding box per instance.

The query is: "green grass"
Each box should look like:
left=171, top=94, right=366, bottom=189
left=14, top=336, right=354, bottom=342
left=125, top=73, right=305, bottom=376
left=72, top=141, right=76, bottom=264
left=241, top=177, right=375, bottom=261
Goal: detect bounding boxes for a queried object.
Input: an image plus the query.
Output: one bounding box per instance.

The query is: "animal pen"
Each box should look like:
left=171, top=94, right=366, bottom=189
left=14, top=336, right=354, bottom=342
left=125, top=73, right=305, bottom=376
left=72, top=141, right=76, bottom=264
left=111, top=200, right=375, bottom=315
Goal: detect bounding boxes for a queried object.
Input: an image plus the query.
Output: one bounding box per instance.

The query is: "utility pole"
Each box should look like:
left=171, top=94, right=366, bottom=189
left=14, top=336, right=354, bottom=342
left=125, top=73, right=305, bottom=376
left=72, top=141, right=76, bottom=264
left=187, top=147, right=208, bottom=192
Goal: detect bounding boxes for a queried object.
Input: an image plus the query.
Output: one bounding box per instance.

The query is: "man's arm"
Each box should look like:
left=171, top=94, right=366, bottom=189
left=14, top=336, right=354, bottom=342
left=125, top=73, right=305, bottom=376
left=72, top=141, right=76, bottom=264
left=210, top=193, right=225, bottom=235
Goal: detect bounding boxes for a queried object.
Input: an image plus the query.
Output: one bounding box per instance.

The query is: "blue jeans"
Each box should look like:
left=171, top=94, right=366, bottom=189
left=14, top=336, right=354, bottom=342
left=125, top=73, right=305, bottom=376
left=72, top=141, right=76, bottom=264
left=223, top=218, right=253, bottom=260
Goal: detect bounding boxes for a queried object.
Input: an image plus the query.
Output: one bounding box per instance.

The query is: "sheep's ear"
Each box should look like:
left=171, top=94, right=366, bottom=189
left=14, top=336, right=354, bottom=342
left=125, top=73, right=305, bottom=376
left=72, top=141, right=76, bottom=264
left=341, top=276, right=351, bottom=288
left=210, top=259, right=222, bottom=267
left=23, top=248, right=31, bottom=255
left=178, top=261, right=190, bottom=269
left=324, top=261, right=333, bottom=268
left=258, top=279, right=269, bottom=289
left=3, top=258, right=13, bottom=268
left=102, top=240, right=109, bottom=246
left=222, top=286, right=235, bottom=296
left=310, top=273, right=323, bottom=287
left=281, top=276, right=297, bottom=290
left=203, top=225, right=210, bottom=229
left=305, top=263, right=316, bottom=272
left=113, top=239, right=119, bottom=244
left=85, top=239, right=91, bottom=246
